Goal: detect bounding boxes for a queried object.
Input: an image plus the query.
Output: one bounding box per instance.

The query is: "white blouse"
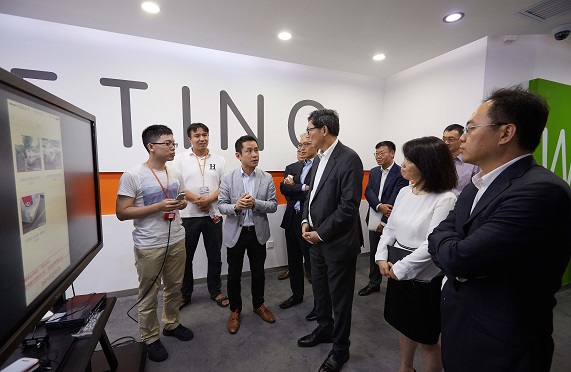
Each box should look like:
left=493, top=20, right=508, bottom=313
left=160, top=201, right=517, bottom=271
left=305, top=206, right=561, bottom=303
left=375, top=185, right=456, bottom=282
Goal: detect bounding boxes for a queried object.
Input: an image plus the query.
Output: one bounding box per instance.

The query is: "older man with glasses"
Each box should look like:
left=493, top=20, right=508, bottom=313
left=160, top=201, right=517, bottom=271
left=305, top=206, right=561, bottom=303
left=443, top=123, right=480, bottom=196
left=278, top=133, right=318, bottom=316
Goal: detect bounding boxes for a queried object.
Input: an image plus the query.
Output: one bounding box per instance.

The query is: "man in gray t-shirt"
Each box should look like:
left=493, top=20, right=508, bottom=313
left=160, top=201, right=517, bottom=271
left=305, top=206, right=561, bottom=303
left=116, top=124, right=193, bottom=363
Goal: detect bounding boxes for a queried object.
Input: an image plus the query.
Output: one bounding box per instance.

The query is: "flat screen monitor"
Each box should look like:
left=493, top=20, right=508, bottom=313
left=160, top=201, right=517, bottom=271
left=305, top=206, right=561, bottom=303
left=0, top=68, right=103, bottom=364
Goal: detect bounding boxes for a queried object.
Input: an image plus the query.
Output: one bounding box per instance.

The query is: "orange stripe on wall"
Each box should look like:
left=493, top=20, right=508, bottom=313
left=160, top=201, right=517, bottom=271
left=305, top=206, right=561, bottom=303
left=99, top=171, right=370, bottom=216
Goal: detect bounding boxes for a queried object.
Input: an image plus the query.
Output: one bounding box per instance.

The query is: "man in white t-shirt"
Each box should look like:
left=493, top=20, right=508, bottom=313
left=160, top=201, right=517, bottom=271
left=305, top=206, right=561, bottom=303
left=116, top=125, right=193, bottom=363
left=172, top=123, right=228, bottom=309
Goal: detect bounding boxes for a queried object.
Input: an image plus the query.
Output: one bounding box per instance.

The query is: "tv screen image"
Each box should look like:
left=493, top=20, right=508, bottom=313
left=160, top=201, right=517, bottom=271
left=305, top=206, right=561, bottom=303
left=0, top=68, right=103, bottom=365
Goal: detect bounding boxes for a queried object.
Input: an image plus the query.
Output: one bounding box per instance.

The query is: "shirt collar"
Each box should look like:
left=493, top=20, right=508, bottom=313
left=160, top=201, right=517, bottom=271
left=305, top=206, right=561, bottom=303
left=304, top=157, right=315, bottom=165
left=382, top=161, right=394, bottom=172
left=318, top=138, right=339, bottom=161
left=241, top=167, right=257, bottom=177
left=190, top=149, right=210, bottom=159
left=472, top=154, right=531, bottom=190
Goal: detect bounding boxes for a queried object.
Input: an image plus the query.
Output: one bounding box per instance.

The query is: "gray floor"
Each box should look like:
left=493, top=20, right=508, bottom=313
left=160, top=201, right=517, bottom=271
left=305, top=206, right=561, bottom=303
left=102, top=255, right=571, bottom=371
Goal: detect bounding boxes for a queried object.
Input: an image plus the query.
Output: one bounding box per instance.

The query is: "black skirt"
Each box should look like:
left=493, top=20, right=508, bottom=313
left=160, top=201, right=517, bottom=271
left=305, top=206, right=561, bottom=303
left=384, top=275, right=443, bottom=344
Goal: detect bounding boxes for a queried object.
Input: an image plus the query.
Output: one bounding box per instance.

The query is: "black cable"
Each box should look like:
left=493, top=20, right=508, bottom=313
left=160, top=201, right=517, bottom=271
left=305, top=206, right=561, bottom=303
left=71, top=283, right=76, bottom=297
left=110, top=336, right=137, bottom=348
left=126, top=218, right=173, bottom=323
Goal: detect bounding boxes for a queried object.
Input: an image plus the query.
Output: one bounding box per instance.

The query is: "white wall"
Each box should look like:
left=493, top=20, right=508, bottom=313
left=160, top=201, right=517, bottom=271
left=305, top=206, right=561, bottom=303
left=379, top=38, right=488, bottom=166
left=3, top=12, right=571, bottom=294
left=0, top=14, right=384, bottom=171
left=484, top=34, right=571, bottom=94
left=0, top=14, right=383, bottom=294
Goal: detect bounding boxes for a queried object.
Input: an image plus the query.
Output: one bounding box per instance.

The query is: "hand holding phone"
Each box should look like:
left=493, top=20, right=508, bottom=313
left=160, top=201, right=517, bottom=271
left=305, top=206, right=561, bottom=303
left=176, top=192, right=186, bottom=201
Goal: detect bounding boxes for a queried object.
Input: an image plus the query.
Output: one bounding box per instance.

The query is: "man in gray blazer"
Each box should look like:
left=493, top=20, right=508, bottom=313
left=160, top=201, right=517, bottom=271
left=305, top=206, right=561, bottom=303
left=218, top=135, right=278, bottom=335
left=298, top=109, right=364, bottom=372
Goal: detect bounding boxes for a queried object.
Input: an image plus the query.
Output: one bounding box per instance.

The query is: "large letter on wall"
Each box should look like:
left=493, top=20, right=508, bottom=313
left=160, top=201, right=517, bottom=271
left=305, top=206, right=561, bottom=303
left=220, top=91, right=264, bottom=150
left=288, top=100, right=324, bottom=147
left=100, top=78, right=149, bottom=148
left=182, top=86, right=192, bottom=149
left=10, top=68, right=58, bottom=81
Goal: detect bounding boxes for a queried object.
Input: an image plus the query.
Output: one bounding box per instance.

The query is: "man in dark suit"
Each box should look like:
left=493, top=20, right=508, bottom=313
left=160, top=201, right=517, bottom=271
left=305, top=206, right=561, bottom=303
left=279, top=133, right=318, bottom=312
left=358, top=141, right=408, bottom=296
left=428, top=87, right=571, bottom=372
left=276, top=149, right=303, bottom=281
left=297, top=109, right=364, bottom=372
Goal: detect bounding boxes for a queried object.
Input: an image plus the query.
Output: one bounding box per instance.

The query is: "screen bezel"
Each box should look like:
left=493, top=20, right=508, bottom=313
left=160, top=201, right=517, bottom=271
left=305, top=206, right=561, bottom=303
left=0, top=67, right=103, bottom=364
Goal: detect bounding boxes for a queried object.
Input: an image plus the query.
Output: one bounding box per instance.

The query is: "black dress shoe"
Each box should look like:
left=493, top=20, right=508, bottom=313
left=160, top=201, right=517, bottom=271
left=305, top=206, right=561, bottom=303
left=318, top=350, right=350, bottom=372
left=358, top=284, right=380, bottom=296
left=305, top=309, right=317, bottom=321
left=279, top=296, right=302, bottom=309
left=297, top=326, right=333, bottom=347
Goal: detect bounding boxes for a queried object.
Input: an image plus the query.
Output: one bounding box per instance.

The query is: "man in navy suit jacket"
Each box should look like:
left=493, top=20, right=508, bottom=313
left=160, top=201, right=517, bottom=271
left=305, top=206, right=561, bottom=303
left=279, top=133, right=318, bottom=311
left=297, top=109, right=364, bottom=372
left=429, top=87, right=571, bottom=372
left=358, top=141, right=408, bottom=296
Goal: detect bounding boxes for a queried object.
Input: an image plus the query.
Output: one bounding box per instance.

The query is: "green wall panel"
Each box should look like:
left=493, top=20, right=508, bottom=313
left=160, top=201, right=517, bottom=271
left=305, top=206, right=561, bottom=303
left=529, top=78, right=571, bottom=285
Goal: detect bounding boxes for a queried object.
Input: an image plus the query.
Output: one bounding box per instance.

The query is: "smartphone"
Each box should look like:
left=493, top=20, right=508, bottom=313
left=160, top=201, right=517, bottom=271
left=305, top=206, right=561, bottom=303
left=176, top=192, right=186, bottom=201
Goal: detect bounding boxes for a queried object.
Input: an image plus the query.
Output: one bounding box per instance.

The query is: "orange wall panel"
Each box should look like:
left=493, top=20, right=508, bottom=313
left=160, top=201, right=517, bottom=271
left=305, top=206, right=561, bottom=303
left=99, top=170, right=370, bottom=216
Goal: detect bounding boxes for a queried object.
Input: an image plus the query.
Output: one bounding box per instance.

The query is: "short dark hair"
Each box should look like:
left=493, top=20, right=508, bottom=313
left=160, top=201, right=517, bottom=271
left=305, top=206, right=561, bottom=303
left=402, top=136, right=457, bottom=193
left=484, top=86, right=549, bottom=152
left=376, top=141, right=396, bottom=153
left=142, top=124, right=173, bottom=153
left=186, top=122, right=209, bottom=137
left=308, top=109, right=340, bottom=136
left=235, top=135, right=258, bottom=154
left=444, top=124, right=464, bottom=136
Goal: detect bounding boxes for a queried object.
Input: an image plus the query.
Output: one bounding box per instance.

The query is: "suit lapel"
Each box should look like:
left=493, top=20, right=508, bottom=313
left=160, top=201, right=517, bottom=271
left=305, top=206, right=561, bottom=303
left=234, top=168, right=245, bottom=195
left=381, top=165, right=398, bottom=196
left=304, top=158, right=316, bottom=185
left=293, top=161, right=304, bottom=184
left=313, top=142, right=342, bottom=199
left=253, top=169, right=262, bottom=198
left=464, top=156, right=536, bottom=225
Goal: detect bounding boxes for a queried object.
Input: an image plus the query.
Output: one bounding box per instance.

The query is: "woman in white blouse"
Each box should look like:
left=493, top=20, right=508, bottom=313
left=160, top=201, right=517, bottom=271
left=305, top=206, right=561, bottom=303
left=376, top=136, right=457, bottom=372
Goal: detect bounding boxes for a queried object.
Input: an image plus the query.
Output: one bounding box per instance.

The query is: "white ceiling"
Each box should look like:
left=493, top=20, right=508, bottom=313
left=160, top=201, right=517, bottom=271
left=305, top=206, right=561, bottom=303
left=1, top=0, right=570, bottom=78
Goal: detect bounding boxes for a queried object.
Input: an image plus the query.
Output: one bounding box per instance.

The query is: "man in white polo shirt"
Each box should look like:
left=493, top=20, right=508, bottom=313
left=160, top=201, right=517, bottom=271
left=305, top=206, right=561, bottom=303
left=172, top=123, right=228, bottom=309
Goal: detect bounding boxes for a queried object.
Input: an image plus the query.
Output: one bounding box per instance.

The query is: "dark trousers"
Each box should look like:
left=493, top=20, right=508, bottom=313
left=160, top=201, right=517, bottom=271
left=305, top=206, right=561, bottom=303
left=226, top=229, right=267, bottom=312
left=368, top=230, right=383, bottom=287
left=311, top=244, right=357, bottom=352
left=181, top=217, right=223, bottom=301
left=284, top=212, right=311, bottom=301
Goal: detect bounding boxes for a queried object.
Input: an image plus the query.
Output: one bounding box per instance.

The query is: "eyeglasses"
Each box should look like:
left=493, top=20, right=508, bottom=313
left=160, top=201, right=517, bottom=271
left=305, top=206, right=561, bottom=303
left=151, top=141, right=178, bottom=149
left=298, top=142, right=311, bottom=149
left=442, top=137, right=459, bottom=143
left=374, top=152, right=388, bottom=157
left=464, top=123, right=508, bottom=134
left=306, top=126, right=320, bottom=135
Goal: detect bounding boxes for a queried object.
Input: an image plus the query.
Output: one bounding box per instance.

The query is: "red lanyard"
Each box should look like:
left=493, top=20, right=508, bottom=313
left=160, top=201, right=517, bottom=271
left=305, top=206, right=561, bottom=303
left=146, top=161, right=171, bottom=199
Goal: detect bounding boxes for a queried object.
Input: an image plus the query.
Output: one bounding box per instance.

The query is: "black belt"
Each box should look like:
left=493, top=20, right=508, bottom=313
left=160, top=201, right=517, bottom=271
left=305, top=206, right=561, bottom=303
left=242, top=226, right=255, bottom=232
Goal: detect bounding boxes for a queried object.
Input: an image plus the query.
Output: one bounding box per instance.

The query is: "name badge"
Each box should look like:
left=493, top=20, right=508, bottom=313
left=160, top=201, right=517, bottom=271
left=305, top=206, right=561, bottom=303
left=164, top=212, right=176, bottom=221
left=199, top=186, right=210, bottom=195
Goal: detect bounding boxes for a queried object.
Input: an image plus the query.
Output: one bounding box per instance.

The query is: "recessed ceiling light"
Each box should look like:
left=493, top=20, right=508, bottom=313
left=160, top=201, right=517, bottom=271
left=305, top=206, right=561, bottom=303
left=373, top=54, right=386, bottom=61
left=443, top=12, right=464, bottom=23
left=142, top=1, right=160, bottom=14
left=278, top=32, right=292, bottom=41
